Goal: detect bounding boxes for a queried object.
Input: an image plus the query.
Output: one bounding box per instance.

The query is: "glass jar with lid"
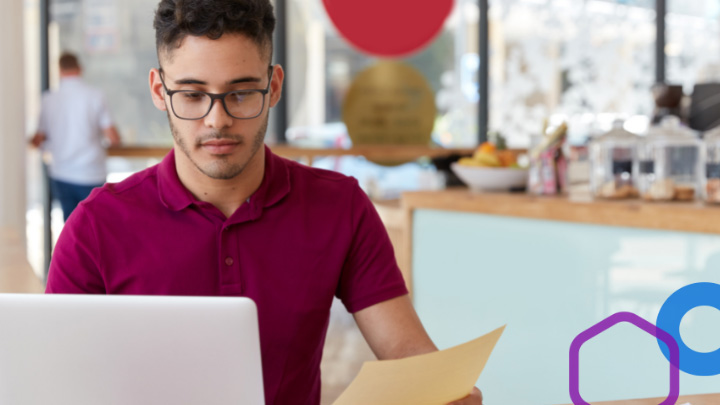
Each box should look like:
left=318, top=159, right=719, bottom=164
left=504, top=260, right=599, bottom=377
left=589, top=119, right=639, bottom=199
left=636, top=116, right=702, bottom=202
left=703, top=127, right=720, bottom=204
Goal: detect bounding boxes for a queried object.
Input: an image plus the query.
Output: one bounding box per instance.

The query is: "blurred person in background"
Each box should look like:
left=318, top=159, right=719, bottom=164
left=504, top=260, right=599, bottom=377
left=30, top=52, right=121, bottom=221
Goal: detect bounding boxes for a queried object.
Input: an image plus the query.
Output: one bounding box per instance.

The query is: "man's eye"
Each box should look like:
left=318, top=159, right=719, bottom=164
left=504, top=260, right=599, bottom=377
left=228, top=91, right=249, bottom=103
left=181, top=92, right=205, bottom=101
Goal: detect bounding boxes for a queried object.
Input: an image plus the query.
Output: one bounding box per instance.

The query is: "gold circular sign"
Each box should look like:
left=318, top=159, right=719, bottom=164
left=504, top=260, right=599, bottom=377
left=343, top=61, right=436, bottom=147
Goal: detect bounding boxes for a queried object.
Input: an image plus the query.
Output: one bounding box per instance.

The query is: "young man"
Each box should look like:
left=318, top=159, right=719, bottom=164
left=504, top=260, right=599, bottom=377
left=46, top=1, right=482, bottom=404
left=31, top=53, right=122, bottom=221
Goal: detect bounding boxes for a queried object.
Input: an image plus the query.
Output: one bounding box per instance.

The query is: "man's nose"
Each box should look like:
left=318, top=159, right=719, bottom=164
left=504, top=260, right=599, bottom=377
left=203, top=99, right=233, bottom=129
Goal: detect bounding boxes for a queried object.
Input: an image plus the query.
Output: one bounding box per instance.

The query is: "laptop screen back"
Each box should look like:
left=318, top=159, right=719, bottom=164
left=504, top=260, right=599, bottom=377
left=0, top=294, right=264, bottom=405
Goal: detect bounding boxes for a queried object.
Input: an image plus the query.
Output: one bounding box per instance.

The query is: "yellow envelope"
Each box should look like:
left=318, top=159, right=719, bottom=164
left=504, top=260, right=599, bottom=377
left=333, top=325, right=505, bottom=405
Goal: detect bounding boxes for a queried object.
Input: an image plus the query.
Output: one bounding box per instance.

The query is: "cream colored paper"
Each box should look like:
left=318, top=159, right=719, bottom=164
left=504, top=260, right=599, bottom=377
left=333, top=325, right=505, bottom=405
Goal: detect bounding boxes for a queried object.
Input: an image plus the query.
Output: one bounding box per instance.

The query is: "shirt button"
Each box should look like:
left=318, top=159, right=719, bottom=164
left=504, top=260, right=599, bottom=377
left=225, top=257, right=234, bottom=266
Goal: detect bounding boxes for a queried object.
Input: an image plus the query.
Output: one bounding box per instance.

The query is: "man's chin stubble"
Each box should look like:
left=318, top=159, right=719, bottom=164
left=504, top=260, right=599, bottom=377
left=167, top=111, right=267, bottom=180
left=198, top=157, right=246, bottom=180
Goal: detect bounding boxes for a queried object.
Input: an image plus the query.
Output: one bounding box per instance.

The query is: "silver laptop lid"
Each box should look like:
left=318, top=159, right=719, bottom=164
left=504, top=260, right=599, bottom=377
left=0, top=294, right=264, bottom=405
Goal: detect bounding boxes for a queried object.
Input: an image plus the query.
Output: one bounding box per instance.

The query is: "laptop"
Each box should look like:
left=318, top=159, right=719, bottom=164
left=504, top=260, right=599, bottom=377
left=0, top=294, right=264, bottom=405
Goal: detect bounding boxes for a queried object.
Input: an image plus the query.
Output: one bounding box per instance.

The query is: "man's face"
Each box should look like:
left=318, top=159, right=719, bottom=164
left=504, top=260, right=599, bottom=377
left=149, top=34, right=283, bottom=180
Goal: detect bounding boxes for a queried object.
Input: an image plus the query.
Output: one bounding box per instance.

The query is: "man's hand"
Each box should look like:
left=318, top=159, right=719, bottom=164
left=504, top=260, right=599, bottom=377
left=353, top=297, right=483, bottom=405
left=29, top=133, right=46, bottom=148
left=448, top=387, right=483, bottom=404
left=103, top=126, right=121, bottom=148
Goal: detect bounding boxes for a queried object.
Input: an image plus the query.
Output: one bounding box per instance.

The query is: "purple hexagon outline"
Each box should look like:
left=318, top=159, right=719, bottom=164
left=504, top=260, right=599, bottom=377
left=569, top=312, right=680, bottom=405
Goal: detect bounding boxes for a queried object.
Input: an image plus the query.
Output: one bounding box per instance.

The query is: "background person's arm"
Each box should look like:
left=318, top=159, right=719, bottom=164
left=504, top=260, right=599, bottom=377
left=32, top=94, right=50, bottom=149
left=97, top=91, right=120, bottom=148
left=353, top=295, right=483, bottom=404
left=29, top=132, right=47, bottom=148
left=103, top=126, right=121, bottom=147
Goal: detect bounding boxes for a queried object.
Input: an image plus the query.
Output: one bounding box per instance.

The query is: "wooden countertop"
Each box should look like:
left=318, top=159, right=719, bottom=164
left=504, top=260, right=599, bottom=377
left=561, top=392, right=720, bottom=404
left=0, top=228, right=44, bottom=293
left=401, top=188, right=720, bottom=235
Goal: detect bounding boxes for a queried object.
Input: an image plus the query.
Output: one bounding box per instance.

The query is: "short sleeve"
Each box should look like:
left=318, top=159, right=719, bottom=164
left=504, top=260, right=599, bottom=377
left=335, top=182, right=409, bottom=313
left=96, top=93, right=114, bottom=130
left=46, top=202, right=106, bottom=294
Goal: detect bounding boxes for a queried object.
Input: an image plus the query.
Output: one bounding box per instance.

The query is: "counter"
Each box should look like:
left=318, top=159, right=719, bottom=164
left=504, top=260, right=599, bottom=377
left=401, top=188, right=720, bottom=235
left=398, top=189, right=720, bottom=404
left=582, top=392, right=720, bottom=405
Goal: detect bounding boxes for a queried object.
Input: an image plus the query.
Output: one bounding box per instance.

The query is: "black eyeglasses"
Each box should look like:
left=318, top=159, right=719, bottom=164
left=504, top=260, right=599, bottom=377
left=158, top=65, right=274, bottom=120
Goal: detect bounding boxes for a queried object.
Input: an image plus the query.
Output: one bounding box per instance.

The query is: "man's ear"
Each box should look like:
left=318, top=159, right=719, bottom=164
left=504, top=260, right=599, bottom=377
left=269, top=65, right=284, bottom=108
left=149, top=68, right=168, bottom=112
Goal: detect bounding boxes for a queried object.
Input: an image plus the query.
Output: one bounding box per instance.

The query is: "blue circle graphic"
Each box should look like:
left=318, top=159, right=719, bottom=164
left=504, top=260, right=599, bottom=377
left=656, top=282, right=720, bottom=376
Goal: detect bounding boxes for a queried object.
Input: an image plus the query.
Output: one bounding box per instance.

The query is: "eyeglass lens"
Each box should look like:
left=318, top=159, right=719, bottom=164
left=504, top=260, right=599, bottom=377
left=171, top=90, right=264, bottom=120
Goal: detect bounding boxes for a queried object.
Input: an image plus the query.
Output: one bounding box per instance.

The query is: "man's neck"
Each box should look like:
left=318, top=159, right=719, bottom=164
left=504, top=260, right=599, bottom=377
left=175, top=151, right=265, bottom=219
left=59, top=71, right=81, bottom=79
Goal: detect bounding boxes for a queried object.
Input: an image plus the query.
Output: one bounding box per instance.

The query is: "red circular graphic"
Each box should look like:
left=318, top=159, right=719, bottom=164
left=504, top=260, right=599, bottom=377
left=322, top=0, right=454, bottom=57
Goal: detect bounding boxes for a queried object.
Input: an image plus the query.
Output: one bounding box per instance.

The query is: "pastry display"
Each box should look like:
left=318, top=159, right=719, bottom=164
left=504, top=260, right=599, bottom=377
left=588, top=120, right=639, bottom=200
left=706, top=179, right=720, bottom=204
left=636, top=117, right=701, bottom=202
left=599, top=181, right=639, bottom=199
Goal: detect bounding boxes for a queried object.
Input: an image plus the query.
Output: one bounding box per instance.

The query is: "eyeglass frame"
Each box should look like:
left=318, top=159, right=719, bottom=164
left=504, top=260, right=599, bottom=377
left=158, top=65, right=274, bottom=120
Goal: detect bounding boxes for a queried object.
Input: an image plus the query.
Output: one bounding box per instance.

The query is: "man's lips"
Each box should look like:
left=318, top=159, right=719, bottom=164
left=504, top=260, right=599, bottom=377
left=200, top=139, right=240, bottom=154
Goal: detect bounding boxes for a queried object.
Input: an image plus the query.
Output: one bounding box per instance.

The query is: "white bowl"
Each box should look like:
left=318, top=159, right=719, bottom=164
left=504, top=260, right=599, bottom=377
left=450, top=162, right=529, bottom=191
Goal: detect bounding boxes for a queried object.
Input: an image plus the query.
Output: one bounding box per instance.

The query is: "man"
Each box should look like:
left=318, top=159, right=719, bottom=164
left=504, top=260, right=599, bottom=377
left=46, top=1, right=483, bottom=404
left=31, top=52, right=121, bottom=221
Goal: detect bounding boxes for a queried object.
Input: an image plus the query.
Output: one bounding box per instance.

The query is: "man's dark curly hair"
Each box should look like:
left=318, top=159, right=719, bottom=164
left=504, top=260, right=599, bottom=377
left=153, top=0, right=275, bottom=62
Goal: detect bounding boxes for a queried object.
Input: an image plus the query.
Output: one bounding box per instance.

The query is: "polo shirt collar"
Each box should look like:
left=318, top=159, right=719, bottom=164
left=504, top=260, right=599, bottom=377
left=249, top=145, right=291, bottom=210
left=158, top=150, right=195, bottom=211
left=157, top=146, right=291, bottom=214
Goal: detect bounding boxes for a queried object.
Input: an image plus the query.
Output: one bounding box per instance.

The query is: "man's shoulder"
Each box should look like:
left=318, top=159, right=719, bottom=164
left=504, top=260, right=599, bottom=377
left=284, top=158, right=358, bottom=190
left=43, top=80, right=104, bottom=104
left=75, top=81, right=106, bottom=100
left=273, top=158, right=374, bottom=218
left=40, top=89, right=58, bottom=104
left=83, top=164, right=160, bottom=207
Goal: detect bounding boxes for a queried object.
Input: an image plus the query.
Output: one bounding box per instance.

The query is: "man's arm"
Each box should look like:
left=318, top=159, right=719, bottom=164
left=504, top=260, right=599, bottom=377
left=341, top=182, right=480, bottom=402
left=29, top=132, right=46, bottom=148
left=103, top=126, right=121, bottom=147
left=33, top=94, right=49, bottom=149
left=353, top=294, right=436, bottom=359
left=353, top=295, right=483, bottom=404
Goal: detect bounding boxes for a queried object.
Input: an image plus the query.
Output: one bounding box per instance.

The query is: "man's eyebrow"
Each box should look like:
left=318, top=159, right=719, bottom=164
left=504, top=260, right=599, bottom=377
left=228, top=76, right=262, bottom=85
left=173, top=76, right=262, bottom=86
left=174, top=78, right=206, bottom=85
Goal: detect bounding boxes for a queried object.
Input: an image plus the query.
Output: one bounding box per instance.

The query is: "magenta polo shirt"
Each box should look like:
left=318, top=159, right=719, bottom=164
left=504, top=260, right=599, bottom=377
left=46, top=146, right=408, bottom=405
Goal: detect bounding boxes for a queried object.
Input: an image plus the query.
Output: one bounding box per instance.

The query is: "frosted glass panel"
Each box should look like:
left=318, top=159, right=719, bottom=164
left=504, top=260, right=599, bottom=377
left=667, top=0, right=720, bottom=92
left=489, top=0, right=656, bottom=147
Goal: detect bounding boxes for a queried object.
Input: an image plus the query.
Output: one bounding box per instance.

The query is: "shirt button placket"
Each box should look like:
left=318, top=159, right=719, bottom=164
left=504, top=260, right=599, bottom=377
left=219, top=225, right=241, bottom=295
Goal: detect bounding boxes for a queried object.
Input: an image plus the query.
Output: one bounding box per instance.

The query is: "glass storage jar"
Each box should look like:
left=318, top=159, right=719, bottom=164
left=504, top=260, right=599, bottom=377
left=589, top=120, right=639, bottom=199
left=637, top=116, right=702, bottom=202
left=704, top=127, right=720, bottom=204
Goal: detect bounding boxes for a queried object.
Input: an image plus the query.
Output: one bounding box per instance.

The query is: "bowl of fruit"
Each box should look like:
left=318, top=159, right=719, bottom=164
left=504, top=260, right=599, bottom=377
left=451, top=142, right=528, bottom=192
